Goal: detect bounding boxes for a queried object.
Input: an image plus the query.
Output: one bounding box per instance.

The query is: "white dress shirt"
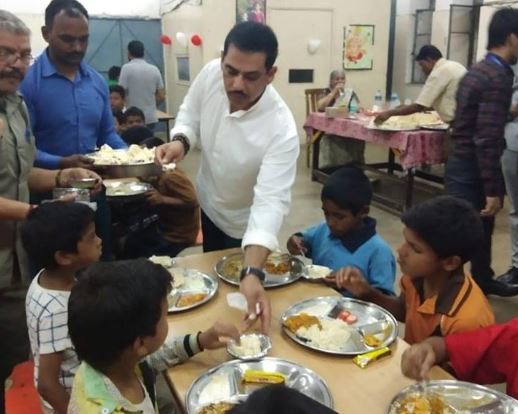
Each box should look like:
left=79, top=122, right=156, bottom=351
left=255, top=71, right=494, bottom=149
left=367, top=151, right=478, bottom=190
left=170, top=59, right=299, bottom=251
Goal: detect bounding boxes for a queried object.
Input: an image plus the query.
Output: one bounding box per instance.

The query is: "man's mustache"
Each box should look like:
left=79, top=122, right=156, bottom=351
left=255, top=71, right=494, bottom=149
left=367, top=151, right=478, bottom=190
left=228, top=91, right=247, bottom=98
left=0, top=69, right=24, bottom=80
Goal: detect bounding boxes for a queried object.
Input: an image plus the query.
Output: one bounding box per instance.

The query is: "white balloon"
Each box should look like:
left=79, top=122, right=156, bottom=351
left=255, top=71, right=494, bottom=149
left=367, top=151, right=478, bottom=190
left=307, top=39, right=321, bottom=55
left=176, top=32, right=188, bottom=48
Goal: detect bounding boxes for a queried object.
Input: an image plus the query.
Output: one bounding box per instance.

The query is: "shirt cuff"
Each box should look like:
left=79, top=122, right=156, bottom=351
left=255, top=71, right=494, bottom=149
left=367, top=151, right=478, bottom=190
left=170, top=125, right=196, bottom=145
left=242, top=229, right=279, bottom=252
left=34, top=153, right=62, bottom=169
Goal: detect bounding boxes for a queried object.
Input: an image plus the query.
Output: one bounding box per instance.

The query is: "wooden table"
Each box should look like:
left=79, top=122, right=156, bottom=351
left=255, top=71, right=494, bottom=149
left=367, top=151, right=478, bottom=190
left=165, top=249, right=452, bottom=414
left=304, top=113, right=447, bottom=214
left=156, top=110, right=175, bottom=140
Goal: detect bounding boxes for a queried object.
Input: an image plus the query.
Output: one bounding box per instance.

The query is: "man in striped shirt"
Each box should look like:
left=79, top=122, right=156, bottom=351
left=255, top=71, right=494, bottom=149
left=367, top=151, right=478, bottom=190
left=446, top=8, right=518, bottom=297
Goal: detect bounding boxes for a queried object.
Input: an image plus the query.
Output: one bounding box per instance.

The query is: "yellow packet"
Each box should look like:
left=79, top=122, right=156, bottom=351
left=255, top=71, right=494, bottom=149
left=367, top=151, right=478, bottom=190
left=352, top=347, right=391, bottom=368
left=242, top=369, right=285, bottom=384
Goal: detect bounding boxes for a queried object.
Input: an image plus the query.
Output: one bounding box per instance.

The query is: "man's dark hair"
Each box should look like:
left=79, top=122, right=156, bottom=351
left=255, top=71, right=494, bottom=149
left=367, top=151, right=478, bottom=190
left=108, top=65, right=121, bottom=81
left=401, top=196, right=484, bottom=263
left=223, top=22, right=278, bottom=69
left=321, top=165, right=372, bottom=215
left=21, top=202, right=95, bottom=269
left=487, top=8, right=518, bottom=49
left=124, top=106, right=145, bottom=122
left=229, top=385, right=337, bottom=414
left=415, top=45, right=443, bottom=61
left=128, top=40, right=145, bottom=58
left=112, top=109, right=125, bottom=125
left=121, top=126, right=154, bottom=145
left=109, top=84, right=125, bottom=99
left=68, top=259, right=172, bottom=371
left=45, top=0, right=89, bottom=27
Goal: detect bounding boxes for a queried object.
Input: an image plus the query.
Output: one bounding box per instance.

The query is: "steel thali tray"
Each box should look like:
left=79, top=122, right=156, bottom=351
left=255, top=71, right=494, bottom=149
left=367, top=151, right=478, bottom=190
left=167, top=268, right=218, bottom=313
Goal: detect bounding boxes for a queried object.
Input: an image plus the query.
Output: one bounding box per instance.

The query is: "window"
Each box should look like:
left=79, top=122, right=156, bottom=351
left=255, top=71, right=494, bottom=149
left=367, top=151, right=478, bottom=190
left=447, top=4, right=478, bottom=68
left=411, top=8, right=434, bottom=83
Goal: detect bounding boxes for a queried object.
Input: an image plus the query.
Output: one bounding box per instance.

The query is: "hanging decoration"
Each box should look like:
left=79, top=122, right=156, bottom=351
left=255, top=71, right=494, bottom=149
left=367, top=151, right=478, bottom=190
left=176, top=32, right=188, bottom=48
left=191, top=34, right=202, bottom=47
left=160, top=34, right=172, bottom=45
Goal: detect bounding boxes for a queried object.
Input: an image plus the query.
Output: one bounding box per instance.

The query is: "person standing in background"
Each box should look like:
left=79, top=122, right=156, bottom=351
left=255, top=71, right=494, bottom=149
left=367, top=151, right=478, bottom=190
left=119, top=40, right=165, bottom=130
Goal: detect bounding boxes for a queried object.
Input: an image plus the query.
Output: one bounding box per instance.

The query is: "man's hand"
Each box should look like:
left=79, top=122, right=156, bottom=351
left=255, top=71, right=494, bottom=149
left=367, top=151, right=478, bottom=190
left=240, top=275, right=271, bottom=334
left=60, top=168, right=102, bottom=193
left=198, top=322, right=240, bottom=350
left=401, top=342, right=437, bottom=380
left=374, top=111, right=392, bottom=125
left=326, top=267, right=372, bottom=298
left=155, top=141, right=185, bottom=165
left=146, top=188, right=165, bottom=205
left=286, top=235, right=306, bottom=255
left=59, top=155, right=94, bottom=169
left=481, top=196, right=502, bottom=217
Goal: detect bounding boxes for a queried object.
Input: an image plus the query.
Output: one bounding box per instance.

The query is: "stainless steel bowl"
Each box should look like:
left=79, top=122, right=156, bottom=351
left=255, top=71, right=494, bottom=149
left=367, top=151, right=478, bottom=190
left=70, top=178, right=99, bottom=189
left=93, top=163, right=161, bottom=179
left=226, top=334, right=272, bottom=361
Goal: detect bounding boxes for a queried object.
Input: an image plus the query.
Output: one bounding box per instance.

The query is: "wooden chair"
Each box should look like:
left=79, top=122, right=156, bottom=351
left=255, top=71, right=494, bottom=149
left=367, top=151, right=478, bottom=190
left=304, top=88, right=326, bottom=167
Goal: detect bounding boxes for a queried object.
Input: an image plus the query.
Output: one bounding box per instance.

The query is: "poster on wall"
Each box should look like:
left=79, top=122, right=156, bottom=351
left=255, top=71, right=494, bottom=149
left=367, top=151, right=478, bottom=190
left=343, top=25, right=374, bottom=70
left=236, top=0, right=266, bottom=24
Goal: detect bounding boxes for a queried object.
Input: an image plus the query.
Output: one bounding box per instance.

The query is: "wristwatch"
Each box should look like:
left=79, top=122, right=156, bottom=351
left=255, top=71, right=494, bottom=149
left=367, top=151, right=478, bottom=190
left=171, top=134, right=191, bottom=155
left=240, top=266, right=266, bottom=284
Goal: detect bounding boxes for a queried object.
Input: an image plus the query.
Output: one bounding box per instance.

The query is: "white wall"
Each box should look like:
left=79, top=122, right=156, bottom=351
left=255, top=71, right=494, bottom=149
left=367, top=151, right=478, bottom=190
left=2, top=0, right=160, bottom=18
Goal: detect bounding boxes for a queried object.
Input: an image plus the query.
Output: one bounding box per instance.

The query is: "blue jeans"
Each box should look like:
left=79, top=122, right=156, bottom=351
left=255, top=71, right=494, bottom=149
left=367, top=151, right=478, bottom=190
left=445, top=154, right=495, bottom=286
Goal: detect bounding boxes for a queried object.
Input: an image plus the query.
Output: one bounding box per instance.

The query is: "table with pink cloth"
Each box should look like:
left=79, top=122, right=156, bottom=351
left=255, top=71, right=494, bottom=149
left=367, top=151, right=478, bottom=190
left=303, top=112, right=447, bottom=212
left=303, top=112, right=446, bottom=169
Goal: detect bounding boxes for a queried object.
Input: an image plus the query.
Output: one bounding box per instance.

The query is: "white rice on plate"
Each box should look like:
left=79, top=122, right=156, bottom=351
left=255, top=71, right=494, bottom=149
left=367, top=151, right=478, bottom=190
left=296, top=318, right=352, bottom=351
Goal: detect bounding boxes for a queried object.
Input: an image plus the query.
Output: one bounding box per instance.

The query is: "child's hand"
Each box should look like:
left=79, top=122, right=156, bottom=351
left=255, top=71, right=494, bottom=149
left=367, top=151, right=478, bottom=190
left=198, top=322, right=240, bottom=350
left=401, top=342, right=437, bottom=380
left=146, top=188, right=165, bottom=205
left=287, top=235, right=307, bottom=255
left=331, top=267, right=372, bottom=297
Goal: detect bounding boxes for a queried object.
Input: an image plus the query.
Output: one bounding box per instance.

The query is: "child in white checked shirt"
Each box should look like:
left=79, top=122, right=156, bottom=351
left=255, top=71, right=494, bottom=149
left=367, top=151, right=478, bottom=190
left=22, top=202, right=101, bottom=414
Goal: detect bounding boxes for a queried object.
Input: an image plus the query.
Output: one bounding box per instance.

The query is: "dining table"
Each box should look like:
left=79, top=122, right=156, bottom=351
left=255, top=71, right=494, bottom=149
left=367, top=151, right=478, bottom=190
left=303, top=112, right=447, bottom=214
left=164, top=248, right=452, bottom=414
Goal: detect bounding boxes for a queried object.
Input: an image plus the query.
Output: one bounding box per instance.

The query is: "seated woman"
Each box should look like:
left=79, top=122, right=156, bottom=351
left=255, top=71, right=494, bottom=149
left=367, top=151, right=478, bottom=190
left=316, top=70, right=365, bottom=168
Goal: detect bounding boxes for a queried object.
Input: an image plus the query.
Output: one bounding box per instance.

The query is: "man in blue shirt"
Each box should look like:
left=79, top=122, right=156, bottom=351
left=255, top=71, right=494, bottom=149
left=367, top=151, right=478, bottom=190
left=20, top=0, right=126, bottom=169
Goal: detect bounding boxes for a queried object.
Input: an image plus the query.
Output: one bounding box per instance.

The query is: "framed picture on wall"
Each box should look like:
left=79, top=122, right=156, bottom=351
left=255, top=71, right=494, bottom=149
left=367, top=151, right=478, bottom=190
left=176, top=55, right=190, bottom=83
left=236, top=0, right=266, bottom=24
left=343, top=25, right=374, bottom=70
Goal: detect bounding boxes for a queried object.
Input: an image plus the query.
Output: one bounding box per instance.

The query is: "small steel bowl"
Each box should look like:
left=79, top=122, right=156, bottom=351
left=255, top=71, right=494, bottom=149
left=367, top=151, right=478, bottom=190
left=227, top=333, right=272, bottom=361
left=70, top=177, right=98, bottom=189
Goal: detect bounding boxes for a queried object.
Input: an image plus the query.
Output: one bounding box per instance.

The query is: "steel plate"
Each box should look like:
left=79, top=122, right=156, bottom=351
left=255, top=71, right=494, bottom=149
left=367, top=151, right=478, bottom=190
left=88, top=149, right=160, bottom=178
left=281, top=296, right=398, bottom=355
left=167, top=268, right=218, bottom=313
left=105, top=181, right=152, bottom=200
left=214, top=252, right=303, bottom=288
left=185, top=357, right=334, bottom=414
left=388, top=380, right=518, bottom=414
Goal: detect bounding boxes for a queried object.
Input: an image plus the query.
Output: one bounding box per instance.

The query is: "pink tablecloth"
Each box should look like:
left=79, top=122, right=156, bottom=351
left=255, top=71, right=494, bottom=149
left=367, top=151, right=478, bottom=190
left=303, top=112, right=446, bottom=169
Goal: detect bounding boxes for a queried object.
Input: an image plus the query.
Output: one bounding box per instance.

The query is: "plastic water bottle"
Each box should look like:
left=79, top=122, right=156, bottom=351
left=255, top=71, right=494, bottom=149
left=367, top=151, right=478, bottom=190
left=349, top=97, right=358, bottom=114
left=390, top=93, right=400, bottom=109
left=373, top=90, right=383, bottom=112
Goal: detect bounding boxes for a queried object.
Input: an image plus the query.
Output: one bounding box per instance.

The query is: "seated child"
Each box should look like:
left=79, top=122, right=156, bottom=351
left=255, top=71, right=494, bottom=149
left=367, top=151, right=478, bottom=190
left=109, top=85, right=126, bottom=112
left=124, top=106, right=146, bottom=128
left=123, top=141, right=200, bottom=259
left=334, top=195, right=495, bottom=344
left=120, top=107, right=153, bottom=145
left=401, top=318, right=518, bottom=399
left=22, top=202, right=102, bottom=414
left=67, top=259, right=240, bottom=413
left=229, top=385, right=337, bottom=414
left=286, top=165, right=395, bottom=296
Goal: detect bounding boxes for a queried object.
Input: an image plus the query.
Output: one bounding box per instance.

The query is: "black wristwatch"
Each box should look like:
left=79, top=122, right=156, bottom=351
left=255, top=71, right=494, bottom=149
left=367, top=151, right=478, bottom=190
left=240, top=266, right=266, bottom=284
left=171, top=134, right=191, bottom=155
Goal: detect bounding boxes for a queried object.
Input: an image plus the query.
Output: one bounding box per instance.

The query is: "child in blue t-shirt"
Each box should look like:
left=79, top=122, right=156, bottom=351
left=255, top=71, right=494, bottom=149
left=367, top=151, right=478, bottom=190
left=287, top=165, right=395, bottom=296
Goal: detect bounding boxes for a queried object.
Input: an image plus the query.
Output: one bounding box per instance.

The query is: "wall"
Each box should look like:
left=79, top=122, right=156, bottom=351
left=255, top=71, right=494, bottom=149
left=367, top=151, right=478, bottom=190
left=161, top=0, right=392, bottom=141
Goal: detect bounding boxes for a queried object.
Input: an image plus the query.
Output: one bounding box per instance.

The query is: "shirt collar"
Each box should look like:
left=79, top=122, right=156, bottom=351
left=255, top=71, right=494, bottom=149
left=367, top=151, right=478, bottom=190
left=40, top=48, right=89, bottom=79
left=433, top=58, right=446, bottom=71
left=412, top=272, right=468, bottom=316
left=226, top=86, right=271, bottom=119
left=485, top=52, right=513, bottom=74
left=332, top=216, right=377, bottom=253
left=82, top=363, right=119, bottom=413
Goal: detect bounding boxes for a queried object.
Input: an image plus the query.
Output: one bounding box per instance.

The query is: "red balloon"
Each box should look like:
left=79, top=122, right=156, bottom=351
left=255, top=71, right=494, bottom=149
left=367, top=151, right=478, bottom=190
left=160, top=35, right=172, bottom=45
left=191, top=34, right=202, bottom=47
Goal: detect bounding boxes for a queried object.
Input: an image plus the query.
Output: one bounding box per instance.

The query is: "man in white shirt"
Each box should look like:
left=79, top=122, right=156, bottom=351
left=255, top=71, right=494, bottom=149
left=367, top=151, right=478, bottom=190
left=119, top=40, right=165, bottom=129
left=156, top=22, right=300, bottom=333
left=375, top=45, right=466, bottom=124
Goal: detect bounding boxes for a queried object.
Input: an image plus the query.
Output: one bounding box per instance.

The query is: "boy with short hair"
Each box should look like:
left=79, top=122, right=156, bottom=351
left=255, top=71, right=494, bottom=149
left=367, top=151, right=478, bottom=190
left=401, top=318, right=518, bottom=398
left=109, top=85, right=126, bottom=112
left=286, top=166, right=395, bottom=296
left=67, top=259, right=240, bottom=413
left=123, top=106, right=146, bottom=128
left=335, top=195, right=495, bottom=344
left=22, top=202, right=102, bottom=414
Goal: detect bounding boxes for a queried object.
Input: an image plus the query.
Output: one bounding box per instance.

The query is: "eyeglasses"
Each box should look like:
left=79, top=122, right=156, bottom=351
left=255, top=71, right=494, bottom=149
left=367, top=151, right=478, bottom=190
left=0, top=47, right=33, bottom=65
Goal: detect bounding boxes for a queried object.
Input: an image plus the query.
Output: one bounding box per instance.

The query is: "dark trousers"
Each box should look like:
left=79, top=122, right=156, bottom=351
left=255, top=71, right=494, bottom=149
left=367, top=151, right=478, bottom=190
left=0, top=292, right=30, bottom=414
left=445, top=154, right=495, bottom=286
left=201, top=210, right=242, bottom=252
left=122, top=223, right=189, bottom=259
